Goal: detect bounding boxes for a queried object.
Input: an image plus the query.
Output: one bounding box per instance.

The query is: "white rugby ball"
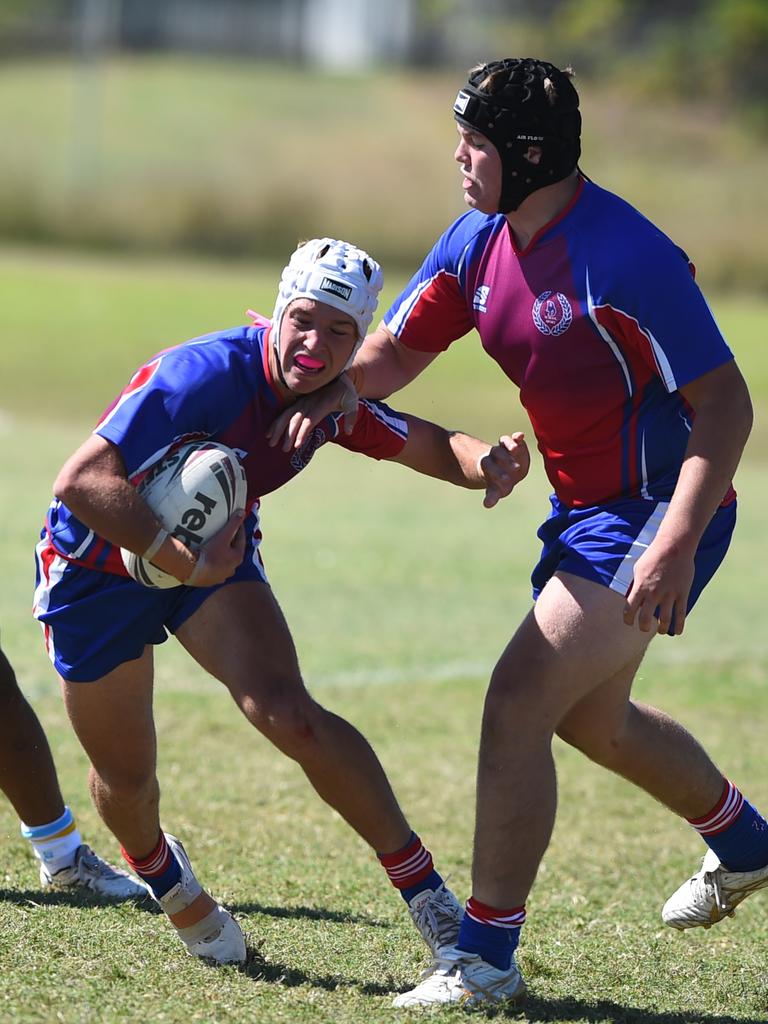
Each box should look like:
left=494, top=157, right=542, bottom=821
left=121, top=440, right=247, bottom=589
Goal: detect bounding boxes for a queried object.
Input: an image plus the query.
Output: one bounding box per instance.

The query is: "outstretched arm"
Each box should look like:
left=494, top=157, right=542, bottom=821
left=268, top=323, right=439, bottom=451
left=54, top=435, right=245, bottom=586
left=623, top=360, right=753, bottom=635
left=390, top=416, right=530, bottom=509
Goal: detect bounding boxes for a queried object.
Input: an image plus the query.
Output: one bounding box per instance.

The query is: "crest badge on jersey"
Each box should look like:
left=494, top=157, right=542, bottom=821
left=532, top=291, right=572, bottom=337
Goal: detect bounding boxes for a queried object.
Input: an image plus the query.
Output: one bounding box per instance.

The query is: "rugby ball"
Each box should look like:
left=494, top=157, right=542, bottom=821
left=121, top=440, right=247, bottom=589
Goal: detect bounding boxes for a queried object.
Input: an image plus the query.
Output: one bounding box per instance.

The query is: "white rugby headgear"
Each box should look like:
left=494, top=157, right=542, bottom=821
left=271, top=238, right=383, bottom=371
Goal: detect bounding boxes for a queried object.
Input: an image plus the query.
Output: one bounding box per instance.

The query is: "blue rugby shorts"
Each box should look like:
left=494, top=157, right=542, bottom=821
left=33, top=509, right=268, bottom=682
left=531, top=495, right=736, bottom=635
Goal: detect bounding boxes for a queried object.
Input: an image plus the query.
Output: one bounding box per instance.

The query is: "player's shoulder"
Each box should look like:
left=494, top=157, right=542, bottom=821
left=158, top=324, right=265, bottom=374
left=580, top=181, right=687, bottom=260
left=579, top=180, right=693, bottom=283
left=434, top=209, right=504, bottom=269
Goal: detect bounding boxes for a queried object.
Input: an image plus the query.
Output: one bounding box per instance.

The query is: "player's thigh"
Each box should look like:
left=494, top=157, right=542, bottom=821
left=494, top=571, right=654, bottom=713
left=61, top=646, right=157, bottom=786
left=175, top=581, right=303, bottom=703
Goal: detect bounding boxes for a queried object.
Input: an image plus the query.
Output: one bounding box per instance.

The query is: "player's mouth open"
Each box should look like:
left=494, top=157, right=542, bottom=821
left=294, top=353, right=326, bottom=372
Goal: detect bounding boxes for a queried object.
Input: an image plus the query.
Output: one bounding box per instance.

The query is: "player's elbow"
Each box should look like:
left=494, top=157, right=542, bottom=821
left=52, top=459, right=80, bottom=504
left=52, top=455, right=97, bottom=509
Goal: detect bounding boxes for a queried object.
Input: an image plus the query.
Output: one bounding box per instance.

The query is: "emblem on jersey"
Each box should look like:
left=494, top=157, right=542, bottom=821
left=291, top=427, right=326, bottom=472
left=473, top=284, right=491, bottom=313
left=532, top=291, right=573, bottom=336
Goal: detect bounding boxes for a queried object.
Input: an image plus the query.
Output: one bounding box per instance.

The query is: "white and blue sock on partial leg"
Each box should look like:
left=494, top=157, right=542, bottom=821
left=21, top=806, right=82, bottom=875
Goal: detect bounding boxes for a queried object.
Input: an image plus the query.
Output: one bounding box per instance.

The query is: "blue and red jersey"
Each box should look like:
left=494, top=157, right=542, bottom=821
left=45, top=324, right=408, bottom=575
left=384, top=177, right=734, bottom=509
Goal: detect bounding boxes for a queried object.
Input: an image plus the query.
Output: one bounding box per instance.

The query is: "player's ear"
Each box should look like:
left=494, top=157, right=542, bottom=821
left=524, top=145, right=543, bottom=165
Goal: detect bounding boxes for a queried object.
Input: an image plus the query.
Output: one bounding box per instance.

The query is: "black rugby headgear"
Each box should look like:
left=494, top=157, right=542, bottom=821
left=453, top=58, right=581, bottom=213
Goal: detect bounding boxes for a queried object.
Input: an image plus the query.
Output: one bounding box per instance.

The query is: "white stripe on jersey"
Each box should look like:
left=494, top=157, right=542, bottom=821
left=639, top=433, right=650, bottom=500
left=586, top=268, right=633, bottom=396
left=358, top=399, right=408, bottom=440
left=608, top=500, right=669, bottom=597
left=32, top=538, right=70, bottom=665
left=386, top=268, right=459, bottom=338
left=387, top=275, right=438, bottom=337
left=586, top=268, right=678, bottom=393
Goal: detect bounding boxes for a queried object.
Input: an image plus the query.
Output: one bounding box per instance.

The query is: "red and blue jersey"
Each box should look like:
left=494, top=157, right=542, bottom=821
left=45, top=324, right=408, bottom=574
left=384, top=177, right=734, bottom=509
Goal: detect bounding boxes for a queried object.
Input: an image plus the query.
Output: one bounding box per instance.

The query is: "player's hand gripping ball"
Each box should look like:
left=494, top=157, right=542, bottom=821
left=121, top=441, right=247, bottom=589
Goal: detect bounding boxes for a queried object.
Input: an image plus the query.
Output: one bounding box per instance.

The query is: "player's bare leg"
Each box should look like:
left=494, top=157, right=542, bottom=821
left=0, top=645, right=64, bottom=824
left=61, top=648, right=160, bottom=855
left=470, top=573, right=662, bottom=908
left=61, top=647, right=244, bottom=962
left=176, top=581, right=412, bottom=854
left=0, top=644, right=146, bottom=899
left=557, top=668, right=724, bottom=817
left=178, top=582, right=463, bottom=961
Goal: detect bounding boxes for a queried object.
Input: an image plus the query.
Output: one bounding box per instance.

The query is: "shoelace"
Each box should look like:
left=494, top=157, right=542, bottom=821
left=415, top=884, right=461, bottom=947
left=702, top=867, right=728, bottom=913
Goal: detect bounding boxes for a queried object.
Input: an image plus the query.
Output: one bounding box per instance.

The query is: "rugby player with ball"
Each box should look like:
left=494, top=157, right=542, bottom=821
left=32, top=238, right=529, bottom=966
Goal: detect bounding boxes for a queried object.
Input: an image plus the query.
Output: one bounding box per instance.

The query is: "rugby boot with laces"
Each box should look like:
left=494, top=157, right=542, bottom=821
left=662, top=847, right=768, bottom=929
left=158, top=834, right=246, bottom=964
left=406, top=883, right=463, bottom=958
left=39, top=844, right=149, bottom=900
left=392, top=944, right=527, bottom=1008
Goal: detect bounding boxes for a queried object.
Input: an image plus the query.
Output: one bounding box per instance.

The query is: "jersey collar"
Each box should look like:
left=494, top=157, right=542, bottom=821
left=508, top=174, right=586, bottom=257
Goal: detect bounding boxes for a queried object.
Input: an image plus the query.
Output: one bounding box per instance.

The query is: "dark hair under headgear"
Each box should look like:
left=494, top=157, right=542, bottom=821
left=453, top=58, right=581, bottom=213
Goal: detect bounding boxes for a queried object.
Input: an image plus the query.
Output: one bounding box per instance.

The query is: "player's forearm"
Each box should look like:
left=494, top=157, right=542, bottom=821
left=391, top=418, right=486, bottom=488
left=348, top=324, right=437, bottom=400
left=655, top=377, right=752, bottom=553
left=54, top=437, right=197, bottom=580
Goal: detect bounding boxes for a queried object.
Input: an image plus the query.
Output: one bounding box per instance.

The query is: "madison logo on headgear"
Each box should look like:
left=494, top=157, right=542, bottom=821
left=320, top=277, right=353, bottom=302
left=532, top=290, right=572, bottom=337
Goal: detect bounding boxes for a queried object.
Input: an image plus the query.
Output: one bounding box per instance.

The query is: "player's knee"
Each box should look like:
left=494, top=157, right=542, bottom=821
left=556, top=721, right=624, bottom=767
left=485, top=664, right=553, bottom=723
left=238, top=684, right=321, bottom=757
left=92, top=765, right=158, bottom=810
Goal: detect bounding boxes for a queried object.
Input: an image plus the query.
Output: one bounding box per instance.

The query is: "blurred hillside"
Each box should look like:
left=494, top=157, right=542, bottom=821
left=1, top=0, right=767, bottom=291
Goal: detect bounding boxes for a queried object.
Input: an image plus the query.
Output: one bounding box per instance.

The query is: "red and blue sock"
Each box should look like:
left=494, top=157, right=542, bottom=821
left=122, top=832, right=182, bottom=899
left=689, top=779, right=768, bottom=872
left=378, top=832, right=444, bottom=903
left=457, top=897, right=525, bottom=970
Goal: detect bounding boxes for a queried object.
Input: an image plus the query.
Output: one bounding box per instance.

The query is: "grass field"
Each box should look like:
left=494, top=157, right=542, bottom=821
left=1, top=249, right=768, bottom=1023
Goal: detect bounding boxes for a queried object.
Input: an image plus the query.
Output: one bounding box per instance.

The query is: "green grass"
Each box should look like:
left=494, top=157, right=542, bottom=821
left=1, top=250, right=768, bottom=1022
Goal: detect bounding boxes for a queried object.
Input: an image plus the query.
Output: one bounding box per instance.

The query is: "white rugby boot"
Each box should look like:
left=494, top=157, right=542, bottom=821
left=158, top=834, right=246, bottom=964
left=406, top=884, right=463, bottom=958
left=662, top=847, right=768, bottom=929
left=39, top=844, right=150, bottom=900
left=393, top=945, right=526, bottom=1008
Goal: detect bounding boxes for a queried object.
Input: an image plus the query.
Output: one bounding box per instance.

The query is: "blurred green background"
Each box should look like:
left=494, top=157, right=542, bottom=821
left=1, top=0, right=768, bottom=285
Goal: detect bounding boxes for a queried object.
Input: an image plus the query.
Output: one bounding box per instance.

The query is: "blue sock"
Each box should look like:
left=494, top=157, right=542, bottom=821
left=122, top=833, right=182, bottom=899
left=378, top=832, right=444, bottom=903
left=707, top=800, right=768, bottom=872
left=690, top=781, right=768, bottom=872
left=457, top=898, right=524, bottom=970
left=401, top=869, right=444, bottom=904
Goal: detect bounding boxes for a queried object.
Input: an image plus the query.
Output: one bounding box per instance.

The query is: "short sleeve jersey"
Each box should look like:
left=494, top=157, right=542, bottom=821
left=384, top=178, right=733, bottom=509
left=45, top=325, right=408, bottom=574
